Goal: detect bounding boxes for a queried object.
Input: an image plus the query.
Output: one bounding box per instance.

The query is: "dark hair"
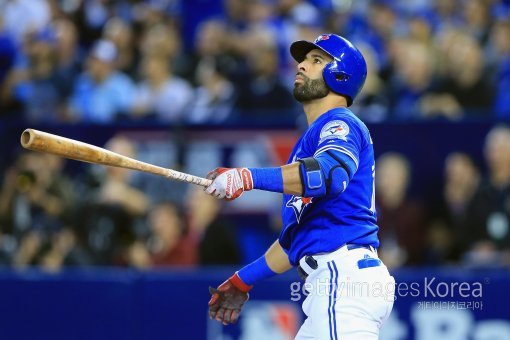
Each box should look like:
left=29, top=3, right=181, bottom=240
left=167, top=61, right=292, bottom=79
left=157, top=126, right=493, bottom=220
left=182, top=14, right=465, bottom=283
left=212, top=55, right=237, bottom=78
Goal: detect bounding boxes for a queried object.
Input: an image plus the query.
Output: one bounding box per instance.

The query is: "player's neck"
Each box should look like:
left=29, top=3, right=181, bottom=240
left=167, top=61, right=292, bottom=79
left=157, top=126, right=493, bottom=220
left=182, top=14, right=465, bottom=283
left=302, top=96, right=348, bottom=125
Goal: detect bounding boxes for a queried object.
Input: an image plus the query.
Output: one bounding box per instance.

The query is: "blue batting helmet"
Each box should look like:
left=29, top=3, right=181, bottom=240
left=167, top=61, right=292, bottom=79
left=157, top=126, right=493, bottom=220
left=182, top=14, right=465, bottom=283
left=290, top=34, right=367, bottom=106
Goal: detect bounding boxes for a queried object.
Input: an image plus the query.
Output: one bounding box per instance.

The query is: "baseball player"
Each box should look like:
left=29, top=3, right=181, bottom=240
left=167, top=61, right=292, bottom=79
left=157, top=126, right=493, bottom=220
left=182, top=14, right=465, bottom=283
left=205, top=34, right=395, bottom=339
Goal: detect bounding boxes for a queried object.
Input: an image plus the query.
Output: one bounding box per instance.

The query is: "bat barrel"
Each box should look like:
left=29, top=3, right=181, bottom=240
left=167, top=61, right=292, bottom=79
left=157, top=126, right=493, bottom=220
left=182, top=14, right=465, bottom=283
left=20, top=128, right=213, bottom=188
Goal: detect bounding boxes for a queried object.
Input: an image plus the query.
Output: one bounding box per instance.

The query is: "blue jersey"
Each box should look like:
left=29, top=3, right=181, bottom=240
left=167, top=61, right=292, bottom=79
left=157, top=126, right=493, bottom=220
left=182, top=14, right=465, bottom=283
left=279, top=108, right=379, bottom=265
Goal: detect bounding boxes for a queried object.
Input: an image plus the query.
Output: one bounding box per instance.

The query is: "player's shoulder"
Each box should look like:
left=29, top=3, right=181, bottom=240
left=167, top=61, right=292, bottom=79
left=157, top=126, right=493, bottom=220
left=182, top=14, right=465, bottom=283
left=312, top=108, right=368, bottom=142
left=316, top=107, right=366, bottom=127
left=331, top=108, right=369, bottom=131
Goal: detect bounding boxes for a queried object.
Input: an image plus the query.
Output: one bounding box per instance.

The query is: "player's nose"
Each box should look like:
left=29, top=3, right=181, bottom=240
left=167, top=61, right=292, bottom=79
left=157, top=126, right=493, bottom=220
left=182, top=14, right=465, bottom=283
left=297, top=60, right=307, bottom=72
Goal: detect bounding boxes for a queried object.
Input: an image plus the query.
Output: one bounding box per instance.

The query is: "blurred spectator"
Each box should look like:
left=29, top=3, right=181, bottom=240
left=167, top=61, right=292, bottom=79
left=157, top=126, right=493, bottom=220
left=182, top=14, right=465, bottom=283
left=464, top=125, right=510, bottom=266
left=186, top=187, right=241, bottom=265
left=247, top=0, right=277, bottom=27
left=276, top=0, right=322, bottom=82
left=0, top=0, right=51, bottom=44
left=127, top=201, right=197, bottom=269
left=408, top=15, right=433, bottom=45
left=38, top=228, right=92, bottom=271
left=76, top=135, right=149, bottom=264
left=77, top=202, right=135, bottom=265
left=277, top=0, right=320, bottom=28
left=350, top=43, right=389, bottom=123
left=139, top=23, right=185, bottom=74
left=363, top=1, right=401, bottom=74
left=426, top=153, right=480, bottom=264
left=70, top=39, right=136, bottom=122
left=186, top=19, right=236, bottom=85
left=376, top=152, right=427, bottom=268
left=189, top=55, right=237, bottom=123
left=131, top=53, right=193, bottom=122
left=388, top=39, right=440, bottom=120
left=135, top=0, right=174, bottom=30
left=4, top=27, right=67, bottom=122
left=219, top=0, right=275, bottom=79
left=222, top=0, right=250, bottom=56
left=194, top=19, right=228, bottom=61
left=233, top=28, right=296, bottom=123
left=427, top=0, right=463, bottom=32
left=12, top=230, right=42, bottom=268
left=0, top=152, right=76, bottom=267
left=53, top=19, right=82, bottom=105
left=462, top=0, right=491, bottom=43
left=98, top=135, right=150, bottom=216
left=0, top=152, right=76, bottom=238
left=423, top=31, right=494, bottom=118
left=103, top=17, right=136, bottom=77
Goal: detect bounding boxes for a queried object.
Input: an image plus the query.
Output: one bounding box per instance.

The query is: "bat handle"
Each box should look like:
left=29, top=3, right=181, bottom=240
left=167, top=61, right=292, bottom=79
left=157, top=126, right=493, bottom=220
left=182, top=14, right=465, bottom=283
left=166, top=169, right=212, bottom=187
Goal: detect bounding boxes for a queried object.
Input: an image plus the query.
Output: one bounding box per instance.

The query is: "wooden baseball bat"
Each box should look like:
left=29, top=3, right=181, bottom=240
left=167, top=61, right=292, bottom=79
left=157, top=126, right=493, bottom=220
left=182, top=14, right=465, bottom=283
left=20, top=128, right=212, bottom=187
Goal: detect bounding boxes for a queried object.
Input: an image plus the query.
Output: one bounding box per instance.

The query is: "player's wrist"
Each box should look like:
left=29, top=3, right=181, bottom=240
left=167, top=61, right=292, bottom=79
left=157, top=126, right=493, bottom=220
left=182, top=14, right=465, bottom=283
left=248, top=167, right=284, bottom=193
left=236, top=168, right=254, bottom=191
left=229, top=272, right=253, bottom=293
left=235, top=254, right=278, bottom=290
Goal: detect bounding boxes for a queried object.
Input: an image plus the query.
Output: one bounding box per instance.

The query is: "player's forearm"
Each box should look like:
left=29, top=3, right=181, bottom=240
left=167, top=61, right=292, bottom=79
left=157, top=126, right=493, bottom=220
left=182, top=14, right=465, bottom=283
left=252, top=150, right=353, bottom=198
left=281, top=162, right=303, bottom=196
left=232, top=240, right=292, bottom=292
left=247, top=162, right=302, bottom=195
left=265, top=240, right=293, bottom=274
left=205, top=162, right=309, bottom=200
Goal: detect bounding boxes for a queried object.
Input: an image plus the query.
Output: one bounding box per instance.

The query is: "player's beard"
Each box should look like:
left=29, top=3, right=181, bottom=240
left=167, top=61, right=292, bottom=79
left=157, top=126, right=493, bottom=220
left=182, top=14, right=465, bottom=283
left=293, top=75, right=329, bottom=102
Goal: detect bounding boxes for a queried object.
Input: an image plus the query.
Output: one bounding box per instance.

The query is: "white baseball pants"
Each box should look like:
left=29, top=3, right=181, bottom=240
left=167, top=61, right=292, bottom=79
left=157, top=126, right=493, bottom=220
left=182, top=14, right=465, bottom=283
left=295, top=245, right=395, bottom=340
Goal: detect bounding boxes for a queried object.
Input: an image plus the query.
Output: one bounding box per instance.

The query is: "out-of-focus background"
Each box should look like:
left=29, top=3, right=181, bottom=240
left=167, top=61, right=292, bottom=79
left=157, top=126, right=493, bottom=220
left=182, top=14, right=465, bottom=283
left=0, top=0, right=509, bottom=339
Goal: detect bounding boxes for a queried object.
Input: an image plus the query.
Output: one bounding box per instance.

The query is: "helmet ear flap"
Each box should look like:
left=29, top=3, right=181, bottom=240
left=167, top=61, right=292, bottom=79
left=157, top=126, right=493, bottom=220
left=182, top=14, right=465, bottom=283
left=322, top=60, right=337, bottom=90
left=322, top=60, right=354, bottom=105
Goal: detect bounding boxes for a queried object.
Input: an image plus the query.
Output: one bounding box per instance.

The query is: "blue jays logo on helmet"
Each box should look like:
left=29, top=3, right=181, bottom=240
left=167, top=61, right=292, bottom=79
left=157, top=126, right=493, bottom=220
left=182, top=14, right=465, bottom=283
left=315, top=34, right=330, bottom=43
left=290, top=33, right=367, bottom=106
left=286, top=196, right=313, bottom=223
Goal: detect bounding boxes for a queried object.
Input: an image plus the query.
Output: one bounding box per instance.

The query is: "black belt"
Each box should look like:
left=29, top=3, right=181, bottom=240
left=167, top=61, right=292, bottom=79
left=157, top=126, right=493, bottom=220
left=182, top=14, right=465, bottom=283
left=297, top=244, right=376, bottom=281
left=297, top=255, right=318, bottom=281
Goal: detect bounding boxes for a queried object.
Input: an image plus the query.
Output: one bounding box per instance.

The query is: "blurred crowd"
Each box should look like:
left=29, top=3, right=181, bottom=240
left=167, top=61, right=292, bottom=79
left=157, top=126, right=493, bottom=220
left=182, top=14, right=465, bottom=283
left=0, top=0, right=510, bottom=271
left=1, top=125, right=510, bottom=271
left=376, top=125, right=510, bottom=269
left=0, top=0, right=510, bottom=124
left=0, top=134, right=243, bottom=269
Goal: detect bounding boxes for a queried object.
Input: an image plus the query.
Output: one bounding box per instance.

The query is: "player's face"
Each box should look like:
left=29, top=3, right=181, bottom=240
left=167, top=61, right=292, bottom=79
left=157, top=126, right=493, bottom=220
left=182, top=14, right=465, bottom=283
left=293, top=49, right=332, bottom=102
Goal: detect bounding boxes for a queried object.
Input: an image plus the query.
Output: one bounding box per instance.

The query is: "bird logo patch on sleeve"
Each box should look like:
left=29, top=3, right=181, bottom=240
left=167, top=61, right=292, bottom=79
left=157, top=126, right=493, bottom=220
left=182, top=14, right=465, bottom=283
left=319, top=120, right=350, bottom=143
left=286, top=196, right=313, bottom=223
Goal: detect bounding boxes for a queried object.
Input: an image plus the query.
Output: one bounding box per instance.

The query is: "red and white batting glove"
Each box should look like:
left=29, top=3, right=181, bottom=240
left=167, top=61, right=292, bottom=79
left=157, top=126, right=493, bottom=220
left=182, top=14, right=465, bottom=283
left=205, top=167, right=253, bottom=201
